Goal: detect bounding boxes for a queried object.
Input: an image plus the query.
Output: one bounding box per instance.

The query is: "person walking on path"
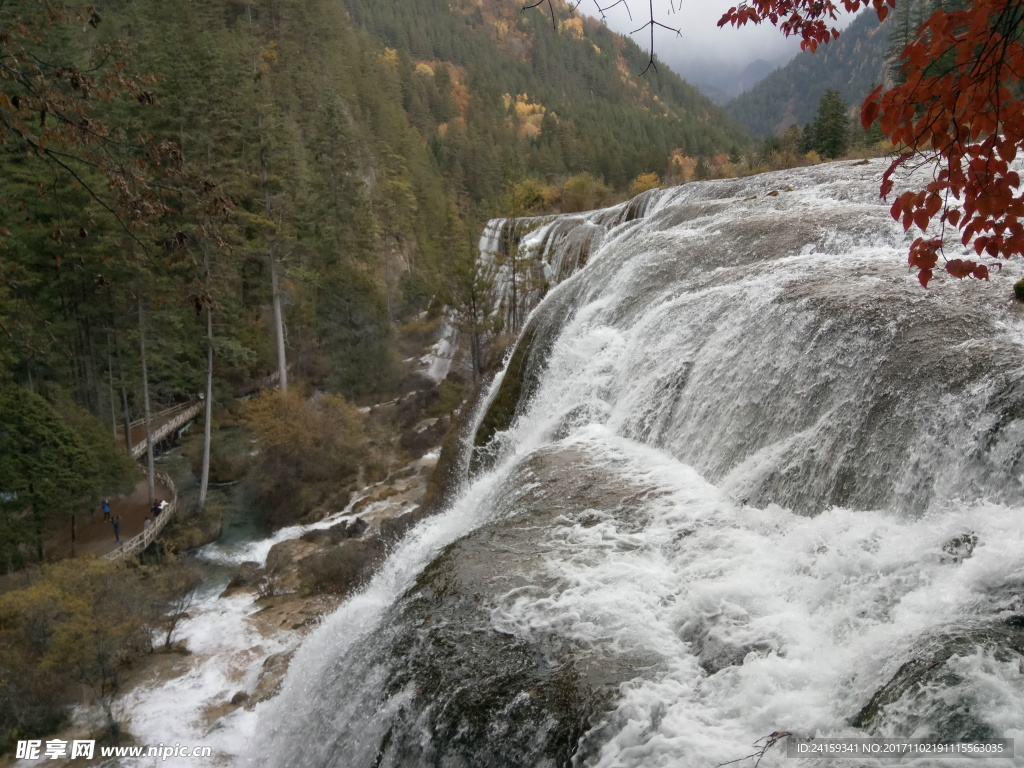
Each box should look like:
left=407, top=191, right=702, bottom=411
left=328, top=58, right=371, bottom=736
left=102, top=498, right=111, bottom=522
left=111, top=515, right=121, bottom=543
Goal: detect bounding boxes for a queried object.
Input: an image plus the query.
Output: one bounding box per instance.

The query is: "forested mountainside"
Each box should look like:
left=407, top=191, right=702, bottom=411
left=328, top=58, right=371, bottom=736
left=342, top=0, right=750, bottom=194
left=726, top=8, right=889, bottom=136
left=0, top=0, right=750, bottom=566
left=1, top=0, right=436, bottom=407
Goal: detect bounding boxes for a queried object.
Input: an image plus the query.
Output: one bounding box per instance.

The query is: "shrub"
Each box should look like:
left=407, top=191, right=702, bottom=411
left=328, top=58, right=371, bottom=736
left=0, top=560, right=155, bottom=746
left=241, top=390, right=367, bottom=526
left=627, top=172, right=661, bottom=197
left=426, top=380, right=465, bottom=418
left=560, top=172, right=611, bottom=213
left=1014, top=279, right=1024, bottom=302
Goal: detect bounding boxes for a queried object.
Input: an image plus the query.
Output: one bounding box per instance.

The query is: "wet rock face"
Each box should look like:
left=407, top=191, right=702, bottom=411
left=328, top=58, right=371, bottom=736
left=372, top=552, right=614, bottom=768
left=265, top=539, right=322, bottom=593
left=852, top=617, right=1024, bottom=740
left=472, top=322, right=540, bottom=458
left=250, top=651, right=294, bottom=707
left=471, top=291, right=579, bottom=476
left=220, top=561, right=262, bottom=598
left=276, top=446, right=660, bottom=768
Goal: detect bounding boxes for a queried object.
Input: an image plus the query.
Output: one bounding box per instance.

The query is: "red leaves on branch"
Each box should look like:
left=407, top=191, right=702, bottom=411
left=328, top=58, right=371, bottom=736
left=719, top=1, right=895, bottom=50
left=722, top=0, right=1024, bottom=288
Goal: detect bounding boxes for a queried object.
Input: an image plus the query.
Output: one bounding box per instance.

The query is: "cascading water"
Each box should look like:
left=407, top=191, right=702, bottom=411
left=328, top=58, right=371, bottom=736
left=252, top=161, right=1024, bottom=767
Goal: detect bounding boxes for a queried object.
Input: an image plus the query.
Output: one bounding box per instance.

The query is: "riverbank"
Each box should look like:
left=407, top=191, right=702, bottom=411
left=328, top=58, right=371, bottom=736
left=1, top=446, right=441, bottom=768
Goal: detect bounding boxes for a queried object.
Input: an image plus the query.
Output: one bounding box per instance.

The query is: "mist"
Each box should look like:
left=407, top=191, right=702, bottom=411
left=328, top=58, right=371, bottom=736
left=575, top=0, right=859, bottom=101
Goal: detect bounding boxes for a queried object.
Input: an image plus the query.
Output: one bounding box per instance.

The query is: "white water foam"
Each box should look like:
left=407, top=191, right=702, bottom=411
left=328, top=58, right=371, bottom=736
left=486, top=428, right=1024, bottom=767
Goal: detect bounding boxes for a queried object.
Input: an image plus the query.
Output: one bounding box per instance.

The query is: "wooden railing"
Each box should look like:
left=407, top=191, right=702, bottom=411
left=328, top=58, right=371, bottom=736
left=128, top=401, right=204, bottom=459
left=103, top=470, right=179, bottom=561
left=105, top=371, right=282, bottom=561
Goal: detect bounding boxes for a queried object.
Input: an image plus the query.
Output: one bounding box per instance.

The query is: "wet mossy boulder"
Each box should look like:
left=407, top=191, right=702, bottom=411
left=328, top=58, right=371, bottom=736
left=852, top=616, right=1024, bottom=740
left=297, top=537, right=385, bottom=597
left=277, top=445, right=651, bottom=768
left=470, top=294, right=577, bottom=475
left=1015, top=279, right=1024, bottom=302
left=472, top=323, right=539, bottom=456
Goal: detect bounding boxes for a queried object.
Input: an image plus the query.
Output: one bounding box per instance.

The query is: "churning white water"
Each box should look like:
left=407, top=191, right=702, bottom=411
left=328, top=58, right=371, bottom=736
left=244, top=160, right=1024, bottom=767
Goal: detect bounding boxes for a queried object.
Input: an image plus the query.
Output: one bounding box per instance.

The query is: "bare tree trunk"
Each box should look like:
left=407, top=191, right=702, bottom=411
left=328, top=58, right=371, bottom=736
left=86, top=317, right=102, bottom=414
left=106, top=334, right=117, bottom=437
left=249, top=2, right=288, bottom=394
left=138, top=295, right=156, bottom=505
left=269, top=248, right=288, bottom=393
left=198, top=251, right=214, bottom=514
left=114, top=335, right=132, bottom=453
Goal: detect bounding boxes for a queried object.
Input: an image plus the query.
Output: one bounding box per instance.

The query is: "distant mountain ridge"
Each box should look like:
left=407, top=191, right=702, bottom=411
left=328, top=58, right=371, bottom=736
left=682, top=56, right=789, bottom=105
left=725, top=10, right=890, bottom=137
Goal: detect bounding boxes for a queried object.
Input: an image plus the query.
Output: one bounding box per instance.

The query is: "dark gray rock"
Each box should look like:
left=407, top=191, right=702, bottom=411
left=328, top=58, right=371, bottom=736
left=852, top=616, right=1024, bottom=740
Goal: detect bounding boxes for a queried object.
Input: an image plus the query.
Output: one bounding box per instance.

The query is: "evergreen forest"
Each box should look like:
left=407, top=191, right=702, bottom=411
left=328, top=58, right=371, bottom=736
left=0, top=0, right=752, bottom=569
left=726, top=7, right=889, bottom=137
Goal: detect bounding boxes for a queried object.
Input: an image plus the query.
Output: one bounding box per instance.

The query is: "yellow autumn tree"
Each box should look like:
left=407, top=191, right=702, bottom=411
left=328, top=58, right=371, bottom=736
left=561, top=173, right=611, bottom=213
left=242, top=390, right=366, bottom=524
left=666, top=150, right=698, bottom=185
left=628, top=172, right=661, bottom=196
left=0, top=560, right=154, bottom=742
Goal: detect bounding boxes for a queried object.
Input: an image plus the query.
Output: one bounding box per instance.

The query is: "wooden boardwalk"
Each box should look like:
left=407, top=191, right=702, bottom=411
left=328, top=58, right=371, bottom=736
left=45, top=475, right=175, bottom=560
left=116, top=400, right=204, bottom=459
left=102, top=471, right=179, bottom=560
left=96, top=371, right=281, bottom=560
left=98, top=403, right=202, bottom=560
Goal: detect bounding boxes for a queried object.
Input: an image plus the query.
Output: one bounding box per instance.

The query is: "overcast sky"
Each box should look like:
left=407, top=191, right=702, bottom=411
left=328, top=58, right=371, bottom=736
left=574, top=1, right=859, bottom=93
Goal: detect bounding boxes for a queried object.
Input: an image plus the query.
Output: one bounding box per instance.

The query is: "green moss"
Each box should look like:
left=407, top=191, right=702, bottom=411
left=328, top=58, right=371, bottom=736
left=473, top=323, right=539, bottom=453
left=1014, top=279, right=1024, bottom=302
left=469, top=290, right=579, bottom=475
left=426, top=379, right=465, bottom=418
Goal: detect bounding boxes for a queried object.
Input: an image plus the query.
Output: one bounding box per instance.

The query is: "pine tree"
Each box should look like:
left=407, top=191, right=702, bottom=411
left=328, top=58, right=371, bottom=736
left=808, top=90, right=850, bottom=159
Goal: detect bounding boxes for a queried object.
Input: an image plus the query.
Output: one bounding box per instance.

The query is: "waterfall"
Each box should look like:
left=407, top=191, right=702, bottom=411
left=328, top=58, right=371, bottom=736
left=253, top=161, right=1024, bottom=767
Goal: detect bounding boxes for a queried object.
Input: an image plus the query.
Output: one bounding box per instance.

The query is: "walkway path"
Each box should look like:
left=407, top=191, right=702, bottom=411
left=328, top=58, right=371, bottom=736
left=62, top=371, right=282, bottom=561
left=46, top=477, right=175, bottom=560
left=116, top=401, right=204, bottom=459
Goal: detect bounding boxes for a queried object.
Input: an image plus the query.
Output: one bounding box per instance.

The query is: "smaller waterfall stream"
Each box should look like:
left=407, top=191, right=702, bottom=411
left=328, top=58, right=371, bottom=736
left=242, top=160, right=1024, bottom=767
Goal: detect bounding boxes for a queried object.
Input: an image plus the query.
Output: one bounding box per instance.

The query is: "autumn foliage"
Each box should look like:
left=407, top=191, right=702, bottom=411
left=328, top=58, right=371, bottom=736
left=241, top=390, right=366, bottom=525
left=721, top=0, right=1024, bottom=287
